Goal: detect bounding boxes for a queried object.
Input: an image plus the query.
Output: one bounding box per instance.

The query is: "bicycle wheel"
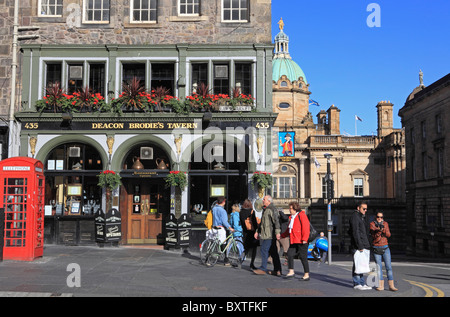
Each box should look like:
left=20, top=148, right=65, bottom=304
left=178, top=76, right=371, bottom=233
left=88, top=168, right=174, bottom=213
left=200, top=239, right=220, bottom=267
left=227, top=239, right=244, bottom=268
left=199, top=239, right=212, bottom=264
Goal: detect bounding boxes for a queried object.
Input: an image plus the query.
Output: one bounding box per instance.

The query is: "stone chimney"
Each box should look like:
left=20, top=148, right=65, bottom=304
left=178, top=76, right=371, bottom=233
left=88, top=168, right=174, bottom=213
left=327, top=105, right=341, bottom=135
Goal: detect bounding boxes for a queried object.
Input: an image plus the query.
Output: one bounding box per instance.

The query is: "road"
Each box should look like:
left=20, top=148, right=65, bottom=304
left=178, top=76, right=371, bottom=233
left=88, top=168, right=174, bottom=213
left=0, top=245, right=449, bottom=300
left=331, top=256, right=450, bottom=297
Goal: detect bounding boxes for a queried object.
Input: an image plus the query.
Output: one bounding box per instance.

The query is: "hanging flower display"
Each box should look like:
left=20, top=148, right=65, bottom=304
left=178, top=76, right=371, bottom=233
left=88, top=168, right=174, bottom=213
left=97, top=170, right=122, bottom=191
left=165, top=171, right=188, bottom=191
left=251, top=171, right=273, bottom=189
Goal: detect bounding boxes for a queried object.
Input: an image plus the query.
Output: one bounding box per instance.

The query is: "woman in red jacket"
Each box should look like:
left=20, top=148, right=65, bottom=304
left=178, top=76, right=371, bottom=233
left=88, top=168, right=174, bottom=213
left=281, top=202, right=310, bottom=280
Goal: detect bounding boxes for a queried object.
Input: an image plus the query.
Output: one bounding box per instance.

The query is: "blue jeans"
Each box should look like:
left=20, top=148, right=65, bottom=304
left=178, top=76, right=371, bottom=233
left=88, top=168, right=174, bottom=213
left=351, top=249, right=365, bottom=286
left=259, top=239, right=281, bottom=272
left=373, top=246, right=394, bottom=281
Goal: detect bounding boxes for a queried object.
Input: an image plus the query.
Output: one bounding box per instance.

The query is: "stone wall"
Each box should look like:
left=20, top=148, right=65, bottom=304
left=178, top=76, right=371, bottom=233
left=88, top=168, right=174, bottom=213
left=0, top=0, right=272, bottom=119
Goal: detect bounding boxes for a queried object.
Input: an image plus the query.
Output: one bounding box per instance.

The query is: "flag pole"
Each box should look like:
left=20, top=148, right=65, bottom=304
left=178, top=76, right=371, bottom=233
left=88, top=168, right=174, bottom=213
left=355, top=115, right=357, bottom=136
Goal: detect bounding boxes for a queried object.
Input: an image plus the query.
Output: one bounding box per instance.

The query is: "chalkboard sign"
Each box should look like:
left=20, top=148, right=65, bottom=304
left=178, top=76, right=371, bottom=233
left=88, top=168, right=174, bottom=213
left=94, top=209, right=106, bottom=242
left=177, top=214, right=191, bottom=247
left=105, top=208, right=122, bottom=242
left=165, top=214, right=178, bottom=247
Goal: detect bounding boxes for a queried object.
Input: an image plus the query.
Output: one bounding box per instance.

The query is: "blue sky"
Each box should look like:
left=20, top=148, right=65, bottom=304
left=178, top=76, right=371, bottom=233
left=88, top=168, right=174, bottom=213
left=271, top=0, right=450, bottom=136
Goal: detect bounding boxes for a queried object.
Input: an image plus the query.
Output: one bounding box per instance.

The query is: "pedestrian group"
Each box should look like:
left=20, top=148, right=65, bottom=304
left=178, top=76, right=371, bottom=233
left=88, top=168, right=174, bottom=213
left=208, top=197, right=397, bottom=291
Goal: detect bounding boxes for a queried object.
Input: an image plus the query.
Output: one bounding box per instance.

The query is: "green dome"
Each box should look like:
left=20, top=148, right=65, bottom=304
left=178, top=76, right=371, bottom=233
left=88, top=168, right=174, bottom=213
left=272, top=57, right=307, bottom=84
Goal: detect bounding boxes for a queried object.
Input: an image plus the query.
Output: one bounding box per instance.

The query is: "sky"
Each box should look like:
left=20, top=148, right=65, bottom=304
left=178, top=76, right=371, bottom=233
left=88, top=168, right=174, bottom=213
left=271, top=0, right=450, bottom=136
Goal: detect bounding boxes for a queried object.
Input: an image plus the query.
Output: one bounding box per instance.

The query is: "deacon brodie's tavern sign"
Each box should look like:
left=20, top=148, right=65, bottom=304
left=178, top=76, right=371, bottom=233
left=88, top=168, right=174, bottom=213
left=21, top=119, right=273, bottom=131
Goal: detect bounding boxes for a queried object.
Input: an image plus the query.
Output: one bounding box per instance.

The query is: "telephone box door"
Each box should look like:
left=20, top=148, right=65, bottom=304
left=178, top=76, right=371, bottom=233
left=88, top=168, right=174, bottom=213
left=0, top=157, right=45, bottom=261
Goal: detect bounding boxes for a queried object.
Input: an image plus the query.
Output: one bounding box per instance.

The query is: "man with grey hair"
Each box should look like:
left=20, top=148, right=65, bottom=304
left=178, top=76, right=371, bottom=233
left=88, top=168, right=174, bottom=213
left=253, top=195, right=282, bottom=275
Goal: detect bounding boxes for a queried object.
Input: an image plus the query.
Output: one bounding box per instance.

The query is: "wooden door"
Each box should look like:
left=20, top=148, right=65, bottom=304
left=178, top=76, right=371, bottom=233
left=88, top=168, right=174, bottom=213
left=126, top=180, right=162, bottom=244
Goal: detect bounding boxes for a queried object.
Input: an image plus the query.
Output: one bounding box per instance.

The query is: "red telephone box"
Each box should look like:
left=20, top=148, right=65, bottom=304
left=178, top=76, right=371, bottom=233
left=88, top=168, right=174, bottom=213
left=0, top=157, right=45, bottom=261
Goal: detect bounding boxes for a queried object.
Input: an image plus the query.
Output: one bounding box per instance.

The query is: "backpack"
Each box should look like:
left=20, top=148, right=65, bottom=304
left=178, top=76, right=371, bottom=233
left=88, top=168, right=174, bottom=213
left=244, top=210, right=261, bottom=231
left=204, top=210, right=213, bottom=230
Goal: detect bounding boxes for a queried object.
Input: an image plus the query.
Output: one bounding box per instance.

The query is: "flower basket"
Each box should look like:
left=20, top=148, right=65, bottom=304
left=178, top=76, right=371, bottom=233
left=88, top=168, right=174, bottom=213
left=97, top=170, right=122, bottom=191
left=165, top=171, right=188, bottom=191
left=251, top=171, right=273, bottom=189
left=68, top=87, right=106, bottom=113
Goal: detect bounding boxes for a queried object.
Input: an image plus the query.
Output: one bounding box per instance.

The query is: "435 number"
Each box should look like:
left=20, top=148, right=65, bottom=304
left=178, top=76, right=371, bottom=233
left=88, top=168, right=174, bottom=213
left=24, top=123, right=39, bottom=129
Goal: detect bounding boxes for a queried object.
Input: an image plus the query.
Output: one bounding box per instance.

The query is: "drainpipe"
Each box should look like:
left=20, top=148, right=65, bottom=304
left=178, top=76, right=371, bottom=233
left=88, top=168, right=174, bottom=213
left=7, top=0, right=19, bottom=157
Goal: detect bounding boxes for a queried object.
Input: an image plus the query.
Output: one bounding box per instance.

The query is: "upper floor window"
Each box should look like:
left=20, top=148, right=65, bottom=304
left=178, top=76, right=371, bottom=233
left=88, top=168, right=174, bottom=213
left=131, top=0, right=157, bottom=23
left=43, top=61, right=106, bottom=97
left=222, top=0, right=249, bottom=22
left=83, top=0, right=110, bottom=23
left=179, top=0, right=199, bottom=16
left=421, top=120, right=426, bottom=141
left=39, top=0, right=63, bottom=17
left=273, top=176, right=296, bottom=199
left=436, top=113, right=442, bottom=134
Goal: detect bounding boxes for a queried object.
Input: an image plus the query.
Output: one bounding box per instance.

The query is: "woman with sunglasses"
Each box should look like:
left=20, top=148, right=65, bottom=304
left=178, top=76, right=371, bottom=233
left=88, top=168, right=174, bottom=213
left=370, top=212, right=398, bottom=291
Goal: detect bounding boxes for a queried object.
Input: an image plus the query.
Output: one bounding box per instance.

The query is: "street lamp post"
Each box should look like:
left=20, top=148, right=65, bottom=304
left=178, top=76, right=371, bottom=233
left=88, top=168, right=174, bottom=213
left=324, top=153, right=333, bottom=265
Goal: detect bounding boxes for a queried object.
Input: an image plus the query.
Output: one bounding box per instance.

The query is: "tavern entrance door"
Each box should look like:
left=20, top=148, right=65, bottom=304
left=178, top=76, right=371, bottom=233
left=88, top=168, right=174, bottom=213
left=124, top=179, right=167, bottom=244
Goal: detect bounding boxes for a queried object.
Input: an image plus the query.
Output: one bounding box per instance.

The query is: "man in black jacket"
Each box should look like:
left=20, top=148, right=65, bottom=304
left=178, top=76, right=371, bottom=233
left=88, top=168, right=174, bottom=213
left=349, top=202, right=372, bottom=290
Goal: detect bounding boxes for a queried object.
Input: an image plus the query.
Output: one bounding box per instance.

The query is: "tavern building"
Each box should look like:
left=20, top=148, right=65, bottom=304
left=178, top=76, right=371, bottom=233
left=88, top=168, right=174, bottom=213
left=2, top=1, right=275, bottom=247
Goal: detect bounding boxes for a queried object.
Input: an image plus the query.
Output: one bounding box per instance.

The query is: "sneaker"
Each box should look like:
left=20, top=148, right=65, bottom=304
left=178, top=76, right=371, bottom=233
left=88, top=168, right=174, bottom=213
left=361, top=285, right=372, bottom=290
left=353, top=285, right=364, bottom=290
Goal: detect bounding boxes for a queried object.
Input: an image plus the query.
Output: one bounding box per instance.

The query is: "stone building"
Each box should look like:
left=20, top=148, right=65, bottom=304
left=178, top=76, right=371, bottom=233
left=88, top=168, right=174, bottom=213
left=271, top=20, right=406, bottom=252
left=2, top=0, right=275, bottom=247
left=399, top=72, right=450, bottom=257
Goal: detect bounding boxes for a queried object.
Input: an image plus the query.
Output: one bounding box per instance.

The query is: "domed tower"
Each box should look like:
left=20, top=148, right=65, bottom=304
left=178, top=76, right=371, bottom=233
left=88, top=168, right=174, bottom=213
left=272, top=18, right=312, bottom=141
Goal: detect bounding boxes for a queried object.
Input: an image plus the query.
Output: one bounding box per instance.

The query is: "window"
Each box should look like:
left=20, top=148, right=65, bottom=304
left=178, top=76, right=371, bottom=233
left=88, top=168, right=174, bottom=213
left=68, top=64, right=84, bottom=94
left=179, top=0, right=199, bottom=15
left=83, top=0, right=110, bottom=23
left=422, top=152, right=428, bottom=180
left=222, top=0, right=249, bottom=22
left=151, top=63, right=175, bottom=95
left=437, top=147, right=444, bottom=178
left=89, top=63, right=106, bottom=96
left=321, top=177, right=327, bottom=199
left=436, top=114, right=442, bottom=134
left=354, top=178, right=363, bottom=197
left=45, top=63, right=62, bottom=88
left=421, top=120, right=426, bottom=141
left=131, top=0, right=157, bottom=23
left=278, top=102, right=290, bottom=109
left=273, top=177, right=296, bottom=198
left=191, top=63, right=208, bottom=92
left=44, top=61, right=106, bottom=97
left=213, top=63, right=229, bottom=95
left=234, top=62, right=252, bottom=95
left=123, top=63, right=146, bottom=87
left=44, top=143, right=103, bottom=216
left=39, top=0, right=63, bottom=16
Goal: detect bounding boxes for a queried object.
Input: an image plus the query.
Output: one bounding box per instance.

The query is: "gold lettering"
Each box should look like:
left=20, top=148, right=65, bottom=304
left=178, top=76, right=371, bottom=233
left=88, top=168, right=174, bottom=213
left=92, top=123, right=124, bottom=129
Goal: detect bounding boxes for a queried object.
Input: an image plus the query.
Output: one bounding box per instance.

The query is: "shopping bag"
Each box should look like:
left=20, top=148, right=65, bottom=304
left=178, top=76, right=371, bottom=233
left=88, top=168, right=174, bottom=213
left=354, top=249, right=371, bottom=274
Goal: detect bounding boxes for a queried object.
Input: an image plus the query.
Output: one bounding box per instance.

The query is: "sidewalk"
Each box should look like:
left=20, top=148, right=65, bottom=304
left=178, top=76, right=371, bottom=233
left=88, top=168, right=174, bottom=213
left=0, top=244, right=413, bottom=297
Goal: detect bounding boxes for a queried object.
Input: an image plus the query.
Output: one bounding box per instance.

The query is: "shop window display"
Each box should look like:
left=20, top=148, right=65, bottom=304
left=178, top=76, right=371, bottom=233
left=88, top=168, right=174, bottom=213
left=44, top=143, right=102, bottom=216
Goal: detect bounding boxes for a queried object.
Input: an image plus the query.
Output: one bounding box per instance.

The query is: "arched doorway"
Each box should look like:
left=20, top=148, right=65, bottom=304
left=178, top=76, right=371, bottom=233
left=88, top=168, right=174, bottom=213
left=119, top=142, right=171, bottom=244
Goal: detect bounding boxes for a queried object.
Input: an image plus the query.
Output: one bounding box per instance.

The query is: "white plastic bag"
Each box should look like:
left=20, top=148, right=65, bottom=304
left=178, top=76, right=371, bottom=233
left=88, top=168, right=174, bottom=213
left=354, top=249, right=371, bottom=274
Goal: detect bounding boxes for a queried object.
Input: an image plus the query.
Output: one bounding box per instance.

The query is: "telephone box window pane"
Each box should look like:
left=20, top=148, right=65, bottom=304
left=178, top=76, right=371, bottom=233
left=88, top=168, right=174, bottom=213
left=4, top=177, right=27, bottom=248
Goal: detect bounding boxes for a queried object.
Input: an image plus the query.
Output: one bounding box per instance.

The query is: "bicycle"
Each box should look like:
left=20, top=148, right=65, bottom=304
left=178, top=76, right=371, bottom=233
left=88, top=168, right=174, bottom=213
left=200, top=229, right=245, bottom=268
